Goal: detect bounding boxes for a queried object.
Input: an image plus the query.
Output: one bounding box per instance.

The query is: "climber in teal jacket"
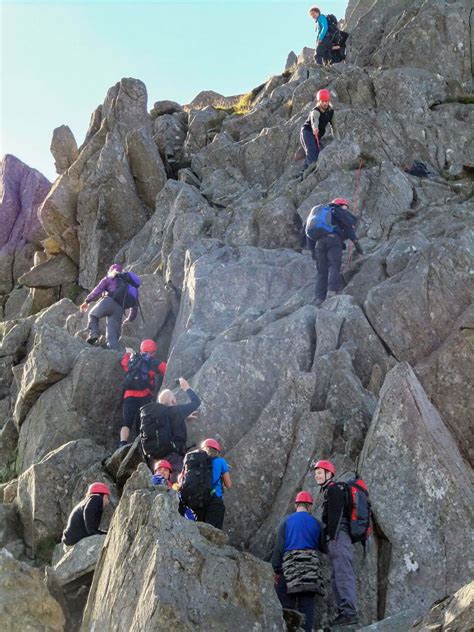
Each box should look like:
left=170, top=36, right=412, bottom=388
left=309, top=7, right=331, bottom=65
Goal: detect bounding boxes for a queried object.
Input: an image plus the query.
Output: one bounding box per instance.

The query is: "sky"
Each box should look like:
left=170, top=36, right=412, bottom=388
left=1, top=0, right=347, bottom=181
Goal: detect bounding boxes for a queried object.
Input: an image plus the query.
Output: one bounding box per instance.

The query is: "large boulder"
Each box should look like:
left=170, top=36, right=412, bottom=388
left=346, top=0, right=472, bottom=88
left=0, top=154, right=50, bottom=295
left=0, top=549, right=65, bottom=632
left=18, top=253, right=78, bottom=288
left=416, top=306, right=474, bottom=465
left=81, top=465, right=285, bottom=631
left=50, top=125, right=79, bottom=175
left=13, top=324, right=87, bottom=426
left=364, top=240, right=472, bottom=364
left=40, top=78, right=155, bottom=289
left=17, top=346, right=123, bottom=471
left=17, top=438, right=107, bottom=559
left=359, top=363, right=474, bottom=617
left=51, top=534, right=106, bottom=587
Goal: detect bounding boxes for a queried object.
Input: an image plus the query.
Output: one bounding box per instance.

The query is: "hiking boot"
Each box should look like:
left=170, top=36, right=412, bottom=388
left=313, top=298, right=324, bottom=307
left=331, top=614, right=359, bottom=627
left=326, top=290, right=337, bottom=299
left=86, top=335, right=99, bottom=345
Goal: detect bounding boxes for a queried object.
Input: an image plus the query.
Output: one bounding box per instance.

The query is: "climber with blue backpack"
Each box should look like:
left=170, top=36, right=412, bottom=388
left=80, top=263, right=141, bottom=351
left=314, top=460, right=372, bottom=627
left=119, top=339, right=167, bottom=447
left=305, top=199, right=363, bottom=306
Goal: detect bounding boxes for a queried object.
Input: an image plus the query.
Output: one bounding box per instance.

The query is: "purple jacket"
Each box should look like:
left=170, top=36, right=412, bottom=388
left=85, top=273, right=139, bottom=321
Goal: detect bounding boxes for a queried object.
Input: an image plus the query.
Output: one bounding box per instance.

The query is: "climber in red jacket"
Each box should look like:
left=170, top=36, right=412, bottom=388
left=119, top=339, right=167, bottom=447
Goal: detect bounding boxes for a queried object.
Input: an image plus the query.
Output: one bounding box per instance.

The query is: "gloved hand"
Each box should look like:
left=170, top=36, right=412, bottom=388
left=354, top=241, right=363, bottom=255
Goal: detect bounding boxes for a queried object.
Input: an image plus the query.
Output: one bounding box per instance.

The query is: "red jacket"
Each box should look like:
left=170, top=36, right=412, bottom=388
left=121, top=352, right=167, bottom=399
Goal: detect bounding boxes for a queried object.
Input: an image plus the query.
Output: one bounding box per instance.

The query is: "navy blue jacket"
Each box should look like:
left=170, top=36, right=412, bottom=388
left=306, top=204, right=359, bottom=257
left=271, top=511, right=321, bottom=571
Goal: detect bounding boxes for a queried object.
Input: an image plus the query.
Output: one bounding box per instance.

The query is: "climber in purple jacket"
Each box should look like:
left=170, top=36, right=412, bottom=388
left=80, top=263, right=141, bottom=351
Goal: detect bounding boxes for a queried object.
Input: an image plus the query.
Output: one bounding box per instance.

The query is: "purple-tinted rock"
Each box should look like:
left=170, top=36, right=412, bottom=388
left=0, top=155, right=50, bottom=294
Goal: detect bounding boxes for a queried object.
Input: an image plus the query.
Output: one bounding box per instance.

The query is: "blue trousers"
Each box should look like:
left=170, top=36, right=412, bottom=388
left=315, top=234, right=343, bottom=300
left=300, top=127, right=320, bottom=169
left=328, top=532, right=358, bottom=618
left=275, top=574, right=316, bottom=632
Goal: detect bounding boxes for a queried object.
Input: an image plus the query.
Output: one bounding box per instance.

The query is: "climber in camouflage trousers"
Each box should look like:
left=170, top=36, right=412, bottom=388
left=271, top=491, right=323, bottom=632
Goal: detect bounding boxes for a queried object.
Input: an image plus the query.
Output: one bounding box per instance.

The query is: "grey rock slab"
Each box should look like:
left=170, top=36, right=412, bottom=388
left=359, top=362, right=474, bottom=617
left=17, top=438, right=106, bottom=559
left=125, top=126, right=167, bottom=209
left=410, top=580, right=474, bottom=631
left=13, top=324, right=86, bottom=427
left=416, top=306, right=474, bottom=466
left=50, top=125, right=79, bottom=174
left=81, top=465, right=285, bottom=632
left=17, top=347, right=123, bottom=471
left=364, top=239, right=472, bottom=364
left=18, top=253, right=78, bottom=288
left=0, top=548, right=65, bottom=631
left=51, top=534, right=106, bottom=586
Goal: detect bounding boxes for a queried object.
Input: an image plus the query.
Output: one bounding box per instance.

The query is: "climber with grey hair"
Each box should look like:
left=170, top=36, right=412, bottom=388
left=140, top=377, right=201, bottom=483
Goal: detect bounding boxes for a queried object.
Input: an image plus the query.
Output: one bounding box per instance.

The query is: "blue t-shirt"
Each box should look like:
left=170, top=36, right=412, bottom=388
left=284, top=512, right=321, bottom=551
left=212, top=457, right=229, bottom=498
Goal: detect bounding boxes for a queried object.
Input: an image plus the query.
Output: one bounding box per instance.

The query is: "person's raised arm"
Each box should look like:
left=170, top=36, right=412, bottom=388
left=174, top=377, right=202, bottom=418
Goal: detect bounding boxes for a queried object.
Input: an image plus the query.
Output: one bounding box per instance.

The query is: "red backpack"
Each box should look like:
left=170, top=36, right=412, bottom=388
left=337, top=478, right=372, bottom=544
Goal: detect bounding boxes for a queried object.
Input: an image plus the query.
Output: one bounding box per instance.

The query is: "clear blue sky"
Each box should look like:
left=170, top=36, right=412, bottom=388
left=1, top=0, right=347, bottom=181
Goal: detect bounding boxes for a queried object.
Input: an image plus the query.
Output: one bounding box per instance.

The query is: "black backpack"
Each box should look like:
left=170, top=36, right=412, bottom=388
left=332, top=204, right=358, bottom=230
left=139, top=402, right=176, bottom=459
left=326, top=14, right=339, bottom=33
left=124, top=352, right=152, bottom=391
left=180, top=450, right=214, bottom=511
left=110, top=273, right=140, bottom=309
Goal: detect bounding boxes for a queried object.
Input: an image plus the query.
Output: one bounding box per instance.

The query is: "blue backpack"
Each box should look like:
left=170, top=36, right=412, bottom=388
left=305, top=205, right=335, bottom=241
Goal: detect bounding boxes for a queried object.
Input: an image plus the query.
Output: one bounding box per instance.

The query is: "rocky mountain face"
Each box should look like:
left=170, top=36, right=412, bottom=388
left=0, top=0, right=473, bottom=630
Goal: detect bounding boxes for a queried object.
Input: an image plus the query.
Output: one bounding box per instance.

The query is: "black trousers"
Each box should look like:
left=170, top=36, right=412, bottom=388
left=122, top=395, right=153, bottom=433
left=195, top=496, right=225, bottom=530
left=315, top=36, right=332, bottom=64
left=275, top=574, right=316, bottom=632
left=315, top=234, right=343, bottom=300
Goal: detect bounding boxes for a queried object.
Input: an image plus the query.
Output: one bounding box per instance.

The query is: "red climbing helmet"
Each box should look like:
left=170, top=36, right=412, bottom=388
left=88, top=482, right=111, bottom=496
left=317, top=89, right=331, bottom=102
left=331, top=198, right=350, bottom=207
left=295, top=491, right=314, bottom=504
left=154, top=459, right=173, bottom=472
left=201, top=438, right=222, bottom=452
left=140, top=339, right=157, bottom=354
left=314, top=460, right=336, bottom=475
